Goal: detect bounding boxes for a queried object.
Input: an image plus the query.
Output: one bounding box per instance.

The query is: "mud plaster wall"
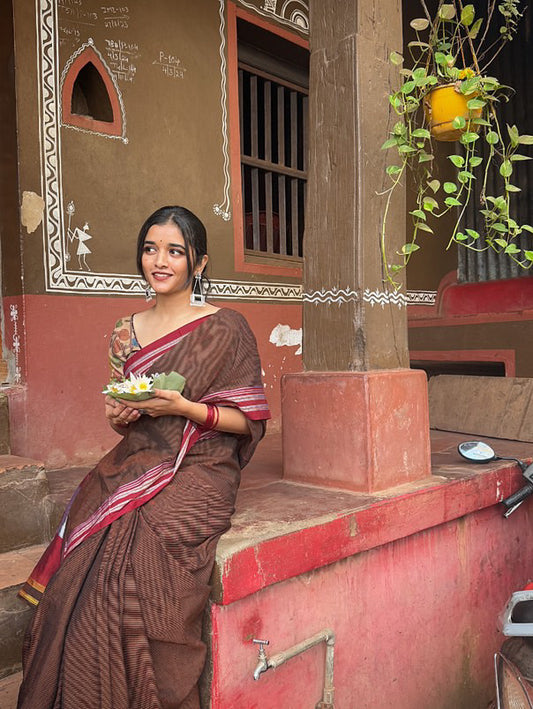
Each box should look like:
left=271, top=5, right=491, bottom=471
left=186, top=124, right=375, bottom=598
left=13, top=0, right=306, bottom=296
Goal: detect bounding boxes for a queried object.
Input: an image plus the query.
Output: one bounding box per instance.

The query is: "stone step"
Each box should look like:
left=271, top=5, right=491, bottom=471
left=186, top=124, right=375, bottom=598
left=0, top=544, right=47, bottom=681
left=0, top=670, right=21, bottom=709
left=0, top=465, right=88, bottom=683
left=0, top=456, right=49, bottom=554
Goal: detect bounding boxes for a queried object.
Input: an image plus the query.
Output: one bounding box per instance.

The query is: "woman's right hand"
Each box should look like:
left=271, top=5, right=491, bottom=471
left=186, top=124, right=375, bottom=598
left=105, top=395, right=141, bottom=429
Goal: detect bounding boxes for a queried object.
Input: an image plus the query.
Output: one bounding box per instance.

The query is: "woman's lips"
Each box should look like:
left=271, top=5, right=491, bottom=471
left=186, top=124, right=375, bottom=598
left=152, top=272, right=172, bottom=280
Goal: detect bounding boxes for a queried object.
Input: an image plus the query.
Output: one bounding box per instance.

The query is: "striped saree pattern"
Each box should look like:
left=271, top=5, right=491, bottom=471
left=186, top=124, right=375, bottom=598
left=17, top=308, right=269, bottom=709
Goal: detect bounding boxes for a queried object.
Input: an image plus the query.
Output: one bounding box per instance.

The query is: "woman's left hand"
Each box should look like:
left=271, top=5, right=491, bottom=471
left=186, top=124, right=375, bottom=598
left=117, top=389, right=186, bottom=418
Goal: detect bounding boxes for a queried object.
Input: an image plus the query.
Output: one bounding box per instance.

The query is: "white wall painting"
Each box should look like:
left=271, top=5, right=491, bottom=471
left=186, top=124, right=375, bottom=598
left=66, top=201, right=93, bottom=271
left=9, top=305, right=22, bottom=385
left=238, top=0, right=309, bottom=33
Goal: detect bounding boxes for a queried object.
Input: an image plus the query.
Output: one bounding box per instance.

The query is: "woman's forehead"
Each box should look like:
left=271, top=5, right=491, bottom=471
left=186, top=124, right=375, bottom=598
left=145, top=222, right=185, bottom=244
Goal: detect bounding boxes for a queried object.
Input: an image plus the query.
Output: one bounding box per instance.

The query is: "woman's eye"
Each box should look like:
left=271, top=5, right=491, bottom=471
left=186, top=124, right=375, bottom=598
left=143, top=246, right=155, bottom=253
left=169, top=249, right=185, bottom=257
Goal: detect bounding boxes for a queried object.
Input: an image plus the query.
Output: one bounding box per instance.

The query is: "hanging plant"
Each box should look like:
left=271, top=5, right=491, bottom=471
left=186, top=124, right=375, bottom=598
left=380, top=0, right=533, bottom=288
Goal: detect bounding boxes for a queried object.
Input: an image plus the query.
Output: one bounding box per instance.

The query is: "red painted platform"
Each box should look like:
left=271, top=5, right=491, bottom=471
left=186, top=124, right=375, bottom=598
left=216, top=431, right=533, bottom=605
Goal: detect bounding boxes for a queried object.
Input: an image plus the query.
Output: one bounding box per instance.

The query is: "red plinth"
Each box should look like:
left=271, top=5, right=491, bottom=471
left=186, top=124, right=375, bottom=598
left=281, top=369, right=431, bottom=492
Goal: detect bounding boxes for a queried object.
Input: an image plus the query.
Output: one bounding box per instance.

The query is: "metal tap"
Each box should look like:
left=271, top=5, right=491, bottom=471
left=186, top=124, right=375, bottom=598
left=252, top=639, right=270, bottom=680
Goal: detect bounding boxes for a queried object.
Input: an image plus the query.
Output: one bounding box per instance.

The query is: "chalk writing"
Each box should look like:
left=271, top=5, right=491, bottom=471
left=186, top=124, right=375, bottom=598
left=105, top=38, right=138, bottom=82
left=58, top=0, right=98, bottom=26
left=152, top=51, right=186, bottom=80
left=101, top=6, right=129, bottom=29
left=59, top=24, right=81, bottom=45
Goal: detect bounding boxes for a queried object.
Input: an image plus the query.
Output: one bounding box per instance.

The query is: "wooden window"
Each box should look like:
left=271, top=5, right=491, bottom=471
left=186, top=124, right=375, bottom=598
left=238, top=19, right=308, bottom=261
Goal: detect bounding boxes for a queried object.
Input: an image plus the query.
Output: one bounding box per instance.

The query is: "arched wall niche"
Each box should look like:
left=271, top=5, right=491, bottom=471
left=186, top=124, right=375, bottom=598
left=61, top=42, right=125, bottom=139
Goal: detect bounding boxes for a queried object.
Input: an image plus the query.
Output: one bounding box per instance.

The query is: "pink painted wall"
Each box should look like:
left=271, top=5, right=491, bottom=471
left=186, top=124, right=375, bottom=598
left=209, top=504, right=533, bottom=709
left=4, top=294, right=302, bottom=466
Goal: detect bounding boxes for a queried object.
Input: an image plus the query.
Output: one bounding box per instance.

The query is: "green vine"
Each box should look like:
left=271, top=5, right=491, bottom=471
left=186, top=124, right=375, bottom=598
left=381, top=0, right=533, bottom=289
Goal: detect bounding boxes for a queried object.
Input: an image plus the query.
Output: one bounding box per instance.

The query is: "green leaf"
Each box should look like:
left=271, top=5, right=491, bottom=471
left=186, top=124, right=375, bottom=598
left=443, top=182, right=457, bottom=194
left=455, top=232, right=469, bottom=241
left=390, top=51, right=404, bottom=65
left=492, top=224, right=508, bottom=233
left=427, top=179, right=440, bottom=193
left=408, top=41, right=430, bottom=50
left=467, top=99, right=486, bottom=110
left=486, top=131, right=499, bottom=145
left=418, top=152, right=434, bottom=163
left=445, top=197, right=462, bottom=207
left=522, top=225, right=533, bottom=234
left=452, top=115, right=467, bottom=129
left=401, top=243, right=421, bottom=255
left=434, top=52, right=448, bottom=66
left=458, top=170, right=475, bottom=183
left=416, top=223, right=434, bottom=233
left=439, top=4, right=456, bottom=20
left=401, top=81, right=416, bottom=94
left=469, top=18, right=483, bottom=38
left=518, top=135, right=533, bottom=145
left=381, top=138, right=398, bottom=150
left=471, top=118, right=492, bottom=126
left=448, top=154, right=465, bottom=168
left=510, top=154, right=532, bottom=161
left=500, top=160, right=513, bottom=178
left=398, top=144, right=416, bottom=154
left=494, top=238, right=508, bottom=247
left=412, top=128, right=431, bottom=139
left=409, top=209, right=426, bottom=220
left=505, top=244, right=521, bottom=254
left=412, top=67, right=427, bottom=82
left=410, top=18, right=430, bottom=31
left=505, top=184, right=521, bottom=193
left=507, top=124, right=520, bottom=147
left=469, top=156, right=483, bottom=167
left=386, top=165, right=402, bottom=176
left=393, top=121, right=407, bottom=136
left=465, top=228, right=480, bottom=240
left=423, top=196, right=439, bottom=211
left=524, top=250, right=533, bottom=261
left=460, top=132, right=479, bottom=144
left=461, top=4, right=475, bottom=26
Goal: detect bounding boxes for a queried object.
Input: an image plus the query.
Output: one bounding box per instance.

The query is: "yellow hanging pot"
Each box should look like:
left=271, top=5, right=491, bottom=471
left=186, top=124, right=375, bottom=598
left=424, top=83, right=482, bottom=142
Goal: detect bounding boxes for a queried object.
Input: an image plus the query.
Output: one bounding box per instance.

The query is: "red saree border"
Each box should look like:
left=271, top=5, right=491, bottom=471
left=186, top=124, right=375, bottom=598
left=125, top=313, right=216, bottom=377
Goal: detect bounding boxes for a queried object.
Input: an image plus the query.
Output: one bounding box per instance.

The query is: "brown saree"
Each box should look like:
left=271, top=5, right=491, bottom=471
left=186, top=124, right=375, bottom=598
left=17, top=308, right=269, bottom=709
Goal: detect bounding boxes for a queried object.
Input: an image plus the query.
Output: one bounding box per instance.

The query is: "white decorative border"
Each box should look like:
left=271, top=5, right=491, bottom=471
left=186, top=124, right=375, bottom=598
left=59, top=38, right=128, bottom=143
left=238, top=0, right=309, bottom=33
left=213, top=0, right=231, bottom=221
left=9, top=305, right=22, bottom=384
left=407, top=290, right=437, bottom=306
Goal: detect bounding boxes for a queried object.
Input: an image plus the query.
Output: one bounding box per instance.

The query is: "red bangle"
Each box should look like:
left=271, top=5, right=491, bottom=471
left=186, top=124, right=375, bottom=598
left=203, top=404, right=219, bottom=430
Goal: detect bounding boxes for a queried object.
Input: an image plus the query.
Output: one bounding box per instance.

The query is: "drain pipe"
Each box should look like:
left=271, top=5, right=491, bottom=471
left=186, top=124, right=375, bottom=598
left=252, top=629, right=335, bottom=709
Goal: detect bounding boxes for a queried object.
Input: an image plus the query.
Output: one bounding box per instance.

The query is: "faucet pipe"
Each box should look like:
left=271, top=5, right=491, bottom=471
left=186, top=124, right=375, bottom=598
left=252, top=629, right=335, bottom=708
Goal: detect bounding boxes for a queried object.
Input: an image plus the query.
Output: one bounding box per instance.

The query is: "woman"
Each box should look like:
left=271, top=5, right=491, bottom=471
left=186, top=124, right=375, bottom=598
left=18, top=206, right=270, bottom=709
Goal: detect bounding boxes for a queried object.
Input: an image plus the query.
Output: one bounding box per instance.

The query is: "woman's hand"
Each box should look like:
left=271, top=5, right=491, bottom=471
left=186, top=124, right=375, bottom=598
left=117, top=389, right=186, bottom=419
left=105, top=394, right=141, bottom=429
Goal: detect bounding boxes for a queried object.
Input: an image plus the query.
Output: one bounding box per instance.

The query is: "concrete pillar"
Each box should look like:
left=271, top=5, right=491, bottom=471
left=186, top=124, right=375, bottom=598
left=282, top=0, right=431, bottom=492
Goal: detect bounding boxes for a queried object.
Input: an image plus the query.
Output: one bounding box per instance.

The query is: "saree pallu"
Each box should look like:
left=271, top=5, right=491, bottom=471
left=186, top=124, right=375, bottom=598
left=17, top=309, right=269, bottom=709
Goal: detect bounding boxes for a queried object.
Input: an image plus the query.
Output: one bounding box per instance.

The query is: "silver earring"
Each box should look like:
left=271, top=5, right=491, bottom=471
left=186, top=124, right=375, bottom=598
left=190, top=273, right=206, bottom=307
left=144, top=286, right=153, bottom=302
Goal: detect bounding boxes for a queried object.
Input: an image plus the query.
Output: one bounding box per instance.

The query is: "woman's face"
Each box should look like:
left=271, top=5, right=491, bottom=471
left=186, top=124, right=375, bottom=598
left=141, top=222, right=196, bottom=297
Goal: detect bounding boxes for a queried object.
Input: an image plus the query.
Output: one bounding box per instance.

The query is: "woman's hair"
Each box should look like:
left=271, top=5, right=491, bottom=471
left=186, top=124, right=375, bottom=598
left=136, top=206, right=208, bottom=287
